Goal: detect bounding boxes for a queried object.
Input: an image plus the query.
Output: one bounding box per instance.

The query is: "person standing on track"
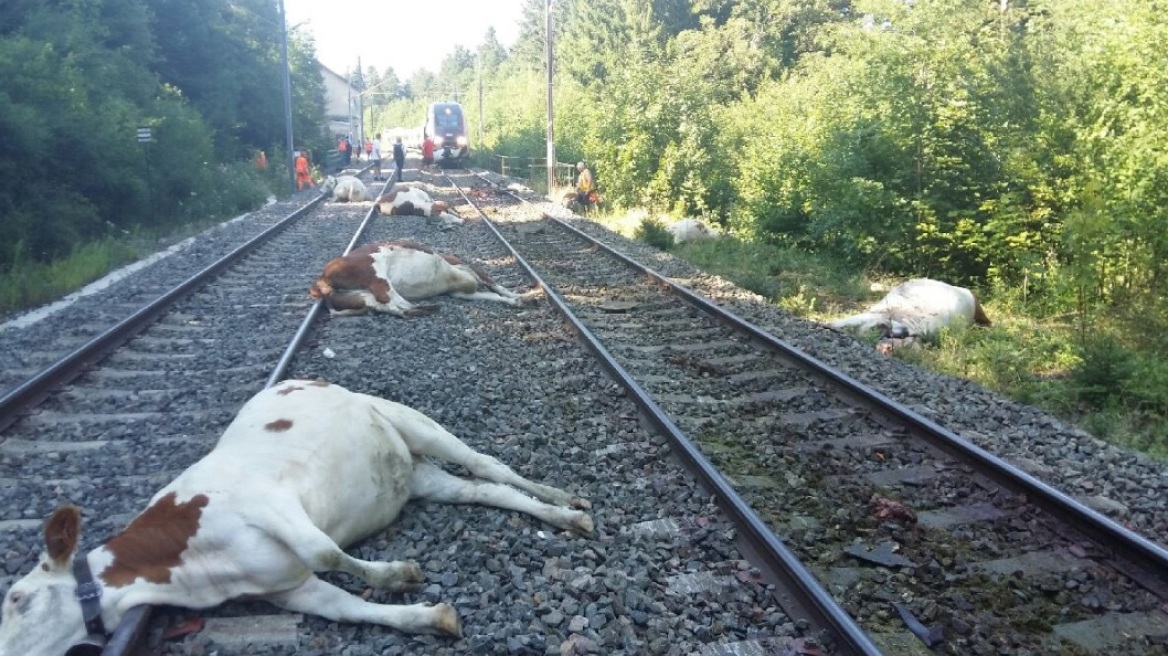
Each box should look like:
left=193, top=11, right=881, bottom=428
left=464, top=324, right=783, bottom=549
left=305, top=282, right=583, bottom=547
left=393, top=137, right=406, bottom=182
left=422, top=136, right=435, bottom=167
left=370, top=133, right=384, bottom=181
left=295, top=150, right=315, bottom=191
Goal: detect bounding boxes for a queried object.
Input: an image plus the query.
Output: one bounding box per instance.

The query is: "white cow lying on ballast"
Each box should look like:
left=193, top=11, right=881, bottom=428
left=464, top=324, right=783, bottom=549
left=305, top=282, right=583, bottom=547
left=668, top=218, right=716, bottom=245
left=830, top=278, right=992, bottom=352
left=322, top=175, right=371, bottom=202
left=375, top=187, right=463, bottom=228
left=0, top=380, right=593, bottom=655
left=309, top=240, right=525, bottom=317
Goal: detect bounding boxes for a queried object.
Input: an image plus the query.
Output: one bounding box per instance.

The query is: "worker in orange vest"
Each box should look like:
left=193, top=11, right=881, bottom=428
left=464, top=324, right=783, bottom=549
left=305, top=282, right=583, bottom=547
left=255, top=150, right=268, bottom=170
left=295, top=151, right=314, bottom=191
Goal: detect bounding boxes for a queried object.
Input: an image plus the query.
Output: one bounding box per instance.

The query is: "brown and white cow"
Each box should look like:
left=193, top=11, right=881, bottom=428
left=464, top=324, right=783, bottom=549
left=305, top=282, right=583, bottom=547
left=667, top=219, right=716, bottom=245
left=375, top=187, right=463, bottom=228
left=829, top=278, right=992, bottom=350
left=322, top=175, right=371, bottom=202
left=309, top=240, right=525, bottom=317
left=0, top=381, right=592, bottom=656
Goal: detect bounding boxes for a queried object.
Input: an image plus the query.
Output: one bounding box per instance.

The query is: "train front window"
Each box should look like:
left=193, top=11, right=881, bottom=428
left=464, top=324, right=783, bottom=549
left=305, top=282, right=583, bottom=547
left=434, top=108, right=462, bottom=132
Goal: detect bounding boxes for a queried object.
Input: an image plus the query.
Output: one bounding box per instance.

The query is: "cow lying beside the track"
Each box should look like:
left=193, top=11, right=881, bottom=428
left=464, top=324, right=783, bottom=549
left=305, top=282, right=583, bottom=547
left=829, top=278, right=992, bottom=352
left=309, top=240, right=525, bottom=317
left=667, top=218, right=716, bottom=245
left=375, top=187, right=463, bottom=228
left=322, top=175, right=371, bottom=202
left=0, top=380, right=593, bottom=656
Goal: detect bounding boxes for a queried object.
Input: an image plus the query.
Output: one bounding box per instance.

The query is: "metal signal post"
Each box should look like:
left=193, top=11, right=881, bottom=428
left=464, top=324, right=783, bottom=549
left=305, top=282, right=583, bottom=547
left=278, top=0, right=296, bottom=194
left=545, top=0, right=555, bottom=194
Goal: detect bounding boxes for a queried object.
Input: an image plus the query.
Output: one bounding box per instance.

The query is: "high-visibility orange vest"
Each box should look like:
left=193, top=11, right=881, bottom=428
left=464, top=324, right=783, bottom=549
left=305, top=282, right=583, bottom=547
left=295, top=155, right=309, bottom=174
left=338, top=139, right=348, bottom=153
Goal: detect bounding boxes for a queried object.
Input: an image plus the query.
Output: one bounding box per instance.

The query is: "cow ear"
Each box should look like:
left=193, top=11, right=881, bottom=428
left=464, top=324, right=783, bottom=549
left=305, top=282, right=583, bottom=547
left=43, top=506, right=82, bottom=567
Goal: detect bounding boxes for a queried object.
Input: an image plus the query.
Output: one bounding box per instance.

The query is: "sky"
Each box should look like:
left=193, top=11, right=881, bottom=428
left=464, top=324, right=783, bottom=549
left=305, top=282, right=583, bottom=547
left=284, top=0, right=528, bottom=80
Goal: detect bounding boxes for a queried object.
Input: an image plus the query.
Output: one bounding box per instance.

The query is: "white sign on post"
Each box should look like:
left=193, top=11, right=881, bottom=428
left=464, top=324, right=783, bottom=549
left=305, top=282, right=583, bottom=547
left=136, top=127, right=152, bottom=143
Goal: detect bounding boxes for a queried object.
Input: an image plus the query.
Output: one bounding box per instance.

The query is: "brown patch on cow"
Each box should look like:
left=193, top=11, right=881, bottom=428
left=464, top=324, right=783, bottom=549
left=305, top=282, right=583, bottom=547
left=368, top=278, right=392, bottom=304
left=276, top=386, right=304, bottom=396
left=101, top=493, right=209, bottom=588
left=393, top=201, right=418, bottom=216
left=431, top=200, right=450, bottom=215
left=327, top=291, right=370, bottom=313
left=440, top=254, right=465, bottom=267
left=44, top=506, right=81, bottom=566
left=310, top=253, right=379, bottom=302
left=376, top=191, right=399, bottom=204
left=265, top=418, right=293, bottom=432
left=972, top=296, right=992, bottom=326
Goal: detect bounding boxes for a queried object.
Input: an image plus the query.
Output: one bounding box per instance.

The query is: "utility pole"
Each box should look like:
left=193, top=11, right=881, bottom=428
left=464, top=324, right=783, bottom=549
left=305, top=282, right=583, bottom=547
left=357, top=56, right=364, bottom=145
left=545, top=0, right=555, bottom=194
left=278, top=0, right=295, bottom=194
left=478, top=56, right=485, bottom=148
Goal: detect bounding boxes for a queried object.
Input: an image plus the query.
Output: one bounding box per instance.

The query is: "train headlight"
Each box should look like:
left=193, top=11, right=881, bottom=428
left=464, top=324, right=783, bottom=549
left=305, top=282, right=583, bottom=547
left=432, top=136, right=443, bottom=146
left=456, top=136, right=468, bottom=147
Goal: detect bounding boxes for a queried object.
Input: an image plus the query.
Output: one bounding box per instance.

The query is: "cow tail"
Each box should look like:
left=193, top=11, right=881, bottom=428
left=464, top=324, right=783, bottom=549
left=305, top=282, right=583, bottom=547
left=973, top=296, right=992, bottom=326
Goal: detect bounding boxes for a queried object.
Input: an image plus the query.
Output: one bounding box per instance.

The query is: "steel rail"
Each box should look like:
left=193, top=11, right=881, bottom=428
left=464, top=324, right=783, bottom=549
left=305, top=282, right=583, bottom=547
left=100, top=185, right=386, bottom=656
left=447, top=173, right=885, bottom=656
left=539, top=212, right=1168, bottom=593
left=0, top=195, right=324, bottom=435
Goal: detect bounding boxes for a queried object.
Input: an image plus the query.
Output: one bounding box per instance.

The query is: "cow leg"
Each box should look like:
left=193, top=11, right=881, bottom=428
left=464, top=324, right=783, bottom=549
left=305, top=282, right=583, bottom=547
left=411, top=461, right=592, bottom=536
left=450, top=290, right=522, bottom=306
left=254, top=506, right=424, bottom=591
left=375, top=403, right=580, bottom=508
left=264, top=575, right=461, bottom=636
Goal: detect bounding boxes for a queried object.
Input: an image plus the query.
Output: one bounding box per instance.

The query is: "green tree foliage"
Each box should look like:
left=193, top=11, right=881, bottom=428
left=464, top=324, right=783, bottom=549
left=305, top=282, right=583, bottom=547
left=371, top=0, right=1168, bottom=344
left=0, top=0, right=329, bottom=275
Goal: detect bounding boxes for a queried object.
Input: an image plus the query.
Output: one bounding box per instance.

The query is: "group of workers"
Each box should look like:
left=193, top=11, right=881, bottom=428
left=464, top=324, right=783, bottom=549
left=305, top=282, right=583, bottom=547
left=260, top=142, right=599, bottom=204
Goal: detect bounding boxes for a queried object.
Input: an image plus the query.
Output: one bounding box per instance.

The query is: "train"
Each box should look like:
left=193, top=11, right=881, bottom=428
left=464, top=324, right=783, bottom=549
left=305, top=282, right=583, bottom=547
left=423, top=101, right=470, bottom=166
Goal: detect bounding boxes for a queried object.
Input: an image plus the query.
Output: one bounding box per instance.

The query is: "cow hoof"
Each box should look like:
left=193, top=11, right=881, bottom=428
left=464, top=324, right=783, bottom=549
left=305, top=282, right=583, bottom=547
left=570, top=497, right=592, bottom=510
left=435, top=603, right=462, bottom=637
left=571, top=512, right=595, bottom=537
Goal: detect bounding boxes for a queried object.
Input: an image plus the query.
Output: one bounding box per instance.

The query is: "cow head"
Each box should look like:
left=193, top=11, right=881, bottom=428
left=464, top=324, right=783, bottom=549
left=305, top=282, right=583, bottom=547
left=320, top=176, right=339, bottom=197
left=0, top=507, right=90, bottom=656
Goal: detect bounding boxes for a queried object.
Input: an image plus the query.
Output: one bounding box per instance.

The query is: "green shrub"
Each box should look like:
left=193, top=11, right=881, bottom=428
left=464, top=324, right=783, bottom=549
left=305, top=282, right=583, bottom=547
left=634, top=217, right=675, bottom=251
left=1070, top=334, right=1136, bottom=409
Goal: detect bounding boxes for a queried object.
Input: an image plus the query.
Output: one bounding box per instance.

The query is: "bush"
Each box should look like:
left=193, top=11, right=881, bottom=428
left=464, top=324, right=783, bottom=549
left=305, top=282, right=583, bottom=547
left=1070, top=334, right=1136, bottom=409
left=634, top=217, right=675, bottom=251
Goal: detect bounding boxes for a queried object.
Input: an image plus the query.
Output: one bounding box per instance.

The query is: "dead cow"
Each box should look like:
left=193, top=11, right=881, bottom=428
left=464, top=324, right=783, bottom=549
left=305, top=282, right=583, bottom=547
left=309, top=240, right=524, bottom=317
left=0, top=381, right=593, bottom=655
left=375, top=187, right=463, bottom=228
left=322, top=175, right=370, bottom=202
left=667, top=218, right=716, bottom=244
left=829, top=278, right=991, bottom=350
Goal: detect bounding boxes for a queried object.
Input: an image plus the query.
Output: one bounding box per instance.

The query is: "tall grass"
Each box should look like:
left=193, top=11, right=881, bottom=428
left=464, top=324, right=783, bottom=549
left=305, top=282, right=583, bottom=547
left=1, top=158, right=279, bottom=319
left=0, top=239, right=141, bottom=316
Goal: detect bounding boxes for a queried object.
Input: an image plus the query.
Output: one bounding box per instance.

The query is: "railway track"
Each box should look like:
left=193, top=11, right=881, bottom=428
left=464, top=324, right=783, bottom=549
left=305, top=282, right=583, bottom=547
left=425, top=166, right=1168, bottom=655
left=1, top=161, right=818, bottom=656
left=2, top=159, right=1164, bottom=655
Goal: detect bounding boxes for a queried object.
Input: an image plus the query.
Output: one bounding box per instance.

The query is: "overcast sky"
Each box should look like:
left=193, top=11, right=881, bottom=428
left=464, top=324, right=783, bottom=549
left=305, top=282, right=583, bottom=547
left=284, top=0, right=527, bottom=79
